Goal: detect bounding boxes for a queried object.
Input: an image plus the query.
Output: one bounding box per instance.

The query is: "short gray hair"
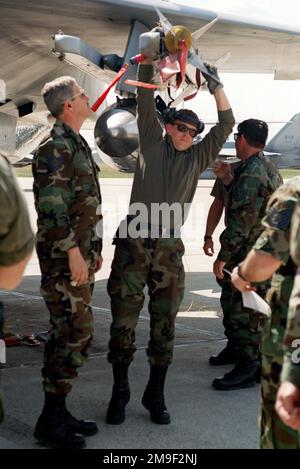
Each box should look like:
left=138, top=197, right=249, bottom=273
left=41, top=76, right=77, bottom=117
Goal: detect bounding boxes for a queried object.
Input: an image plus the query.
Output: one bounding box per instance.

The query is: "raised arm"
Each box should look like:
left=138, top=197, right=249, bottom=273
left=136, top=60, right=163, bottom=151
left=213, top=87, right=232, bottom=112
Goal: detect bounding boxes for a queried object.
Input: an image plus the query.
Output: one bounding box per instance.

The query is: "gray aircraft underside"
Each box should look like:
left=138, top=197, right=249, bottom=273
left=1, top=0, right=300, bottom=170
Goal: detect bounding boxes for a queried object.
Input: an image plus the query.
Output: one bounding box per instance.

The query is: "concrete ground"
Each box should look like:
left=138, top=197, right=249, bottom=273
left=0, top=177, right=260, bottom=449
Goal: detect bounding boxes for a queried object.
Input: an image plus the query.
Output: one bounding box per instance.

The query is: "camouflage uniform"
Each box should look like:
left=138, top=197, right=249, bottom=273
left=0, top=301, right=3, bottom=423
left=107, top=64, right=235, bottom=366
left=32, top=120, right=102, bottom=396
left=210, top=162, right=240, bottom=342
left=253, top=176, right=300, bottom=448
left=217, top=156, right=282, bottom=361
left=108, top=236, right=185, bottom=365
left=0, top=155, right=35, bottom=422
left=280, top=199, right=300, bottom=429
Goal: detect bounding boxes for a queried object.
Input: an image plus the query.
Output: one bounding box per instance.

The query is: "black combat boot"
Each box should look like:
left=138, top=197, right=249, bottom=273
left=34, top=393, right=86, bottom=448
left=212, top=359, right=259, bottom=390
left=62, top=404, right=98, bottom=436
left=209, top=341, right=237, bottom=366
left=142, top=365, right=170, bottom=425
left=106, top=363, right=130, bottom=424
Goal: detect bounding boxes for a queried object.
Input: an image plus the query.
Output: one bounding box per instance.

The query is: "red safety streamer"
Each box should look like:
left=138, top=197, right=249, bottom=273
left=184, top=69, right=202, bottom=101
left=91, top=63, right=129, bottom=112
left=176, top=40, right=188, bottom=88
left=125, top=79, right=160, bottom=89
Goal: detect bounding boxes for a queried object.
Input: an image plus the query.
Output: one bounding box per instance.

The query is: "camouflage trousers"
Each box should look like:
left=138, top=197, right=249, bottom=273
left=0, top=302, right=4, bottom=423
left=107, top=237, right=185, bottom=366
left=40, top=273, right=94, bottom=396
left=259, top=274, right=300, bottom=448
left=220, top=278, right=268, bottom=361
left=260, top=351, right=300, bottom=448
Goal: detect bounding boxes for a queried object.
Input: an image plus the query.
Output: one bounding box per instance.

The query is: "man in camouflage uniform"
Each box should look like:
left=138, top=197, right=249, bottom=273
left=0, top=155, right=34, bottom=424
left=106, top=56, right=234, bottom=426
left=202, top=162, right=241, bottom=366
left=32, top=76, right=102, bottom=448
left=212, top=119, right=282, bottom=390
left=231, top=177, right=300, bottom=448
left=275, top=200, right=300, bottom=440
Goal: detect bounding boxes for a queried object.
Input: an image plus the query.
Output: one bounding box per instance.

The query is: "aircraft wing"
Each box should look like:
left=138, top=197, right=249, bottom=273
left=2, top=0, right=300, bottom=96
left=1, top=0, right=300, bottom=103
left=95, top=0, right=300, bottom=79
left=1, top=0, right=300, bottom=164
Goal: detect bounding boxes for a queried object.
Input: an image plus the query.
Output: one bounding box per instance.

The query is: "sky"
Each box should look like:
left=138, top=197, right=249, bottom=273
left=173, top=0, right=300, bottom=133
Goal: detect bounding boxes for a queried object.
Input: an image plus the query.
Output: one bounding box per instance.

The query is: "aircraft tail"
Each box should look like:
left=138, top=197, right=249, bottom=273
left=266, top=113, right=300, bottom=153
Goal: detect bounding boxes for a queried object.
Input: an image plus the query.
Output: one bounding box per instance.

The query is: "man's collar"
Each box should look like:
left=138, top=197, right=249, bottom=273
left=239, top=151, right=262, bottom=163
left=52, top=119, right=83, bottom=144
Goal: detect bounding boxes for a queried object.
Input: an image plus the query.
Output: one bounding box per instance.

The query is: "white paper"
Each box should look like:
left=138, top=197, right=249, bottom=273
left=0, top=339, right=6, bottom=364
left=242, top=291, right=271, bottom=317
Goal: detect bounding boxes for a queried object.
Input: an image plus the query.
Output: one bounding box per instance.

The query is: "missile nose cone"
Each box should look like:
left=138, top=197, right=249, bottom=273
left=94, top=100, right=139, bottom=158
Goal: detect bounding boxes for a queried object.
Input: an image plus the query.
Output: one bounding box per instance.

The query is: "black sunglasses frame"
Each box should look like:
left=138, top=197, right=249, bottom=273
left=234, top=132, right=242, bottom=141
left=173, top=123, right=197, bottom=138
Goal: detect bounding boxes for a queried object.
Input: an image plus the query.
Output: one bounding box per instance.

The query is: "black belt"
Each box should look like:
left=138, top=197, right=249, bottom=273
left=114, top=215, right=179, bottom=238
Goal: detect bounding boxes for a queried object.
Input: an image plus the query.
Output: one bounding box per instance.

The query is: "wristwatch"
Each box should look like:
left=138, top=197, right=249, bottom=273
left=204, top=235, right=212, bottom=241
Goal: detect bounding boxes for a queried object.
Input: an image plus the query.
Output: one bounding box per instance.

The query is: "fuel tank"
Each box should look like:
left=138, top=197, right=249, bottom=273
left=94, top=98, right=139, bottom=172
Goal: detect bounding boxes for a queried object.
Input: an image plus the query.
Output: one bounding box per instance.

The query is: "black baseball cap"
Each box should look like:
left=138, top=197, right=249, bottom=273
left=238, top=119, right=268, bottom=146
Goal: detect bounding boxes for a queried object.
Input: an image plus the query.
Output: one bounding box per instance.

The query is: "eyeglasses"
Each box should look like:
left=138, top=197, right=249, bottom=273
left=71, top=88, right=86, bottom=100
left=65, top=88, right=86, bottom=102
left=234, top=132, right=241, bottom=141
left=172, top=123, right=197, bottom=138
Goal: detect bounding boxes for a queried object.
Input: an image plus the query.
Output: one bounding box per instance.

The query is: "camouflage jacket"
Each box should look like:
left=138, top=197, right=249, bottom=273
left=217, top=154, right=282, bottom=266
left=0, top=156, right=34, bottom=266
left=32, top=120, right=102, bottom=273
left=281, top=191, right=300, bottom=386
left=210, top=161, right=241, bottom=226
left=253, top=176, right=300, bottom=357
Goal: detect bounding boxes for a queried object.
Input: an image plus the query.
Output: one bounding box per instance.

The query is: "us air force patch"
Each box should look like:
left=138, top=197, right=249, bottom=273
left=47, top=151, right=64, bottom=172
left=266, top=205, right=293, bottom=230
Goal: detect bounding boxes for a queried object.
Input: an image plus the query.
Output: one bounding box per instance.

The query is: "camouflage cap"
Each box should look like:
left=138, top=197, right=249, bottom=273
left=238, top=119, right=268, bottom=146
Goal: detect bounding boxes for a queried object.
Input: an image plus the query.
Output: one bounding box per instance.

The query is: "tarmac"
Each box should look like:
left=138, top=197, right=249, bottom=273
left=0, top=177, right=261, bottom=450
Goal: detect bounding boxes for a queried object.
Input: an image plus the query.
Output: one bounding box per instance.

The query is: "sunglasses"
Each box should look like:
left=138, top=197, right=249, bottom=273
left=172, top=123, right=197, bottom=138
left=234, top=132, right=241, bottom=141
